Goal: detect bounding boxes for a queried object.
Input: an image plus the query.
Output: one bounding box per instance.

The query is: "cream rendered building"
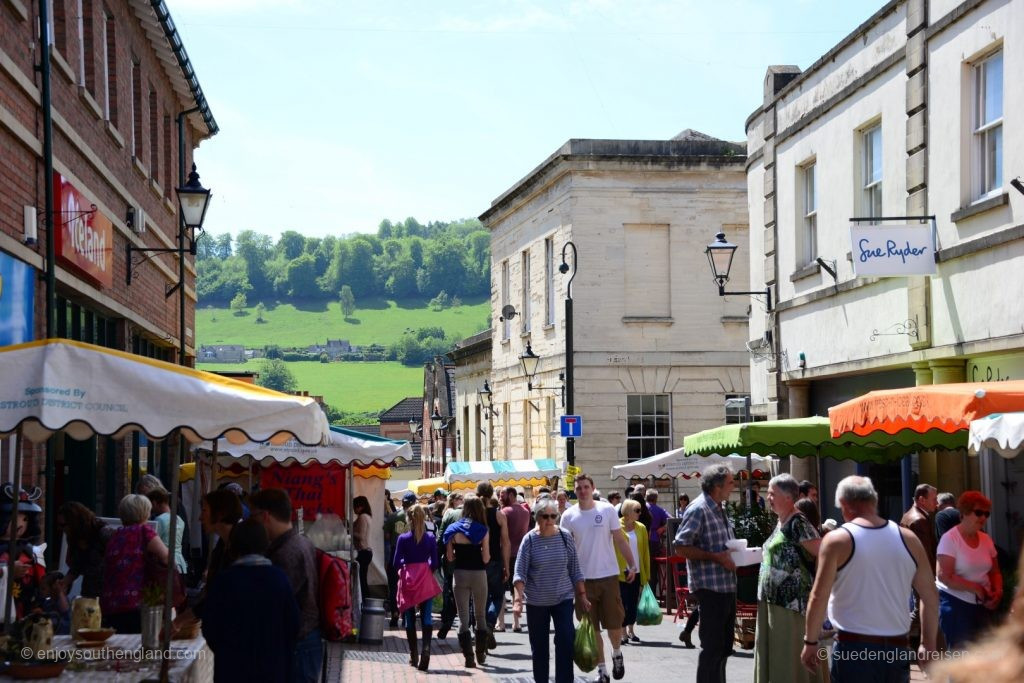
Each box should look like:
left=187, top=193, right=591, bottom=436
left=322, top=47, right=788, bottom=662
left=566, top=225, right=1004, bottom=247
left=479, top=133, right=751, bottom=492
left=746, top=0, right=1024, bottom=533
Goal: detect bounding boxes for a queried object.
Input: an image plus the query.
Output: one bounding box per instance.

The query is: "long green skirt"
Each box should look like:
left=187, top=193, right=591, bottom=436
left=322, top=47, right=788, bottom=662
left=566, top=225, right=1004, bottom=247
left=753, top=601, right=829, bottom=683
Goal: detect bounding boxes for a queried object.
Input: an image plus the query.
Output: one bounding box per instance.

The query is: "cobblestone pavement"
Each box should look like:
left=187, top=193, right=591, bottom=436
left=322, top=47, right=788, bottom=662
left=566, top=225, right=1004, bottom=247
left=324, top=615, right=931, bottom=682
left=325, top=611, right=757, bottom=682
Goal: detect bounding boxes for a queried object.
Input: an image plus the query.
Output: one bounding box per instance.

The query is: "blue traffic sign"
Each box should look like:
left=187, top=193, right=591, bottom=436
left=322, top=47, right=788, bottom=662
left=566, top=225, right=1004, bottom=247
left=560, top=415, right=583, bottom=438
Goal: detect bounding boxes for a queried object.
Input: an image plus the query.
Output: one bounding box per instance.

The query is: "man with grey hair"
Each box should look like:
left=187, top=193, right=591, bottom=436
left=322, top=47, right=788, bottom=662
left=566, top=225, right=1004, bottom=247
left=800, top=476, right=938, bottom=681
left=674, top=464, right=737, bottom=683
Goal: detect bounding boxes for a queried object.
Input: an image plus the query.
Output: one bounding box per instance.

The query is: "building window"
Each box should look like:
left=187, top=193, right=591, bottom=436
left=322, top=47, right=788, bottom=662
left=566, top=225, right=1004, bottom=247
left=79, top=0, right=95, bottom=93
left=862, top=124, right=882, bottom=218
left=52, top=0, right=67, bottom=52
left=130, top=58, right=141, bottom=156
left=545, top=237, right=556, bottom=326
left=624, top=224, right=670, bottom=317
left=521, top=249, right=531, bottom=333
left=626, top=394, right=670, bottom=461
left=149, top=88, right=158, bottom=179
left=101, top=10, right=117, bottom=124
left=973, top=50, right=1003, bottom=198
left=501, top=259, right=510, bottom=341
left=801, top=162, right=817, bottom=264
left=163, top=112, right=173, bottom=195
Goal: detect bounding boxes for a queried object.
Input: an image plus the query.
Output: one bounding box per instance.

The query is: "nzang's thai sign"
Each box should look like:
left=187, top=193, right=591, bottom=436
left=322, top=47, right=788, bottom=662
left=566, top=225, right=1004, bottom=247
left=850, top=223, right=936, bottom=277
left=54, top=174, right=113, bottom=287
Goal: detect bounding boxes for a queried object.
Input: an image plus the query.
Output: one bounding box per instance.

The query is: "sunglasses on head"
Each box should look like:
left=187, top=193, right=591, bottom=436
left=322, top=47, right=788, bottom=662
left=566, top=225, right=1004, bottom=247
left=973, top=509, right=991, bottom=518
left=538, top=513, right=559, bottom=520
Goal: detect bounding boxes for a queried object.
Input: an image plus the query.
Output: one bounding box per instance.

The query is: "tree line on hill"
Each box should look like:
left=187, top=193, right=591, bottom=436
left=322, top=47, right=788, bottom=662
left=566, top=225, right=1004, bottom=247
left=195, top=216, right=491, bottom=304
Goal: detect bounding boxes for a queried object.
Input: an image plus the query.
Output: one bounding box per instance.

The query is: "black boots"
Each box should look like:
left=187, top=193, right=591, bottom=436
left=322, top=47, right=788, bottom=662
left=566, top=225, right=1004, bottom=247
left=436, top=620, right=451, bottom=639
left=678, top=626, right=694, bottom=648
left=418, top=626, right=432, bottom=671
left=458, top=631, right=476, bottom=668
left=405, top=626, right=418, bottom=668
left=475, top=629, right=489, bottom=665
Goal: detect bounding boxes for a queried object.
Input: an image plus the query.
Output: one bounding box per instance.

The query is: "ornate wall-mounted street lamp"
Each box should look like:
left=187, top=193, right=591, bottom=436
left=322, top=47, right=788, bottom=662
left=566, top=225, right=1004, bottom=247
left=705, top=231, right=772, bottom=311
left=519, top=344, right=541, bottom=390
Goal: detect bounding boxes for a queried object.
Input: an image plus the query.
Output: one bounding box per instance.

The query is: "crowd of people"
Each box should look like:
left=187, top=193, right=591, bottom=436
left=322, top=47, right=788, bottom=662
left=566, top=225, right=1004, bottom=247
left=372, top=467, right=1022, bottom=683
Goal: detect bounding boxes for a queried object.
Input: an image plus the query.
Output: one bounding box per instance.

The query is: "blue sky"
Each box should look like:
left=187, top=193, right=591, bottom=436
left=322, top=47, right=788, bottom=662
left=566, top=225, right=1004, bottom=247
left=171, top=0, right=881, bottom=240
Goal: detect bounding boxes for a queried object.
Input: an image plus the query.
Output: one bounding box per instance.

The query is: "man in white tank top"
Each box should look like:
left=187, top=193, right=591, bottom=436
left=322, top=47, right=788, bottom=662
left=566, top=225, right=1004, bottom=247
left=799, top=476, right=938, bottom=682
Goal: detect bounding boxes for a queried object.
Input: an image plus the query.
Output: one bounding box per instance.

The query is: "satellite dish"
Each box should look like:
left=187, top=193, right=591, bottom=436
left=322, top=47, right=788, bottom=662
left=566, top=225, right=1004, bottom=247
left=499, top=304, right=517, bottom=322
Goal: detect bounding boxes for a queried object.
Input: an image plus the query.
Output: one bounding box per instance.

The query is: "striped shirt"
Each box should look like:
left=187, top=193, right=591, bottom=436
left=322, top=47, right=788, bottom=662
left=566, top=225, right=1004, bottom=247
left=513, top=529, right=583, bottom=607
left=674, top=493, right=736, bottom=593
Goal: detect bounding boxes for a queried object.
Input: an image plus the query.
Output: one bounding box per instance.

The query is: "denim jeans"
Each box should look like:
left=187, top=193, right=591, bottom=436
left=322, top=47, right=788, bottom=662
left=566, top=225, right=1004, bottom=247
left=830, top=641, right=910, bottom=683
left=694, top=589, right=735, bottom=683
left=402, top=600, right=434, bottom=628
left=526, top=599, right=575, bottom=683
left=289, top=628, right=323, bottom=683
left=939, top=590, right=991, bottom=650
left=485, top=558, right=505, bottom=628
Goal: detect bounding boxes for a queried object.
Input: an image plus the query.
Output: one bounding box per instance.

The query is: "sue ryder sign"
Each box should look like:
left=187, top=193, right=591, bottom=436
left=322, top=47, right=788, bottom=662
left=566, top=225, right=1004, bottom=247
left=850, top=224, right=936, bottom=277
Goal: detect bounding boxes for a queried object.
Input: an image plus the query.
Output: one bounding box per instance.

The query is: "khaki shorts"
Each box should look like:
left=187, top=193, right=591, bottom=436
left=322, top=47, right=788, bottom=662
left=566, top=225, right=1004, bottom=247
left=581, top=575, right=625, bottom=630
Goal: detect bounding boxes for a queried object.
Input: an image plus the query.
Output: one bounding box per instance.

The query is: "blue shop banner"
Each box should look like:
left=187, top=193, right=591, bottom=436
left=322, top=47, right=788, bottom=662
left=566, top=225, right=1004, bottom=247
left=0, top=251, right=35, bottom=346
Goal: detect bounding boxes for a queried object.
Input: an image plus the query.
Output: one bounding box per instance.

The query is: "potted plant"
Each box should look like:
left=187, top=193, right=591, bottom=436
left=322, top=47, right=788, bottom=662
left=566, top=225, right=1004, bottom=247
left=140, top=582, right=164, bottom=650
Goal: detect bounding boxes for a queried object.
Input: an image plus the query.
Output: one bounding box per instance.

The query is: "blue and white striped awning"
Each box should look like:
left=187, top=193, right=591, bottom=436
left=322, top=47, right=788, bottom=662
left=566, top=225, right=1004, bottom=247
left=444, top=458, right=565, bottom=485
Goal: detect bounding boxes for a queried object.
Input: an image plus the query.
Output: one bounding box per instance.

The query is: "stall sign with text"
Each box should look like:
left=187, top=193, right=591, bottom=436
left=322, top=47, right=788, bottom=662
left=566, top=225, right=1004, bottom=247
left=260, top=462, right=346, bottom=520
left=850, top=223, right=936, bottom=277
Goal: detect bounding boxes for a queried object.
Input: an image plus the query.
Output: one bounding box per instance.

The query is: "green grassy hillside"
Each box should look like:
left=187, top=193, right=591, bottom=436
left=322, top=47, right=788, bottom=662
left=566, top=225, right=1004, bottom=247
left=196, top=297, right=489, bottom=348
left=196, top=359, right=423, bottom=414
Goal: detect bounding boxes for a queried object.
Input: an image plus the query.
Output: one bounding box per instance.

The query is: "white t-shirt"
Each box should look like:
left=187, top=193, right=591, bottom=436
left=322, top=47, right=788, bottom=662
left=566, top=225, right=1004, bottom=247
left=560, top=500, right=622, bottom=579
left=935, top=525, right=997, bottom=604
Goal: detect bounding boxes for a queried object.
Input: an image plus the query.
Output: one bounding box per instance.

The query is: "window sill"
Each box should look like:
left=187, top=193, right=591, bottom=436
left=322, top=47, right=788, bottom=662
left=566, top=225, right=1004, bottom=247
left=520, top=330, right=531, bottom=339
left=162, top=196, right=176, bottom=216
left=500, top=337, right=511, bottom=345
left=542, top=323, right=555, bottom=331
left=720, top=315, right=748, bottom=324
left=50, top=47, right=75, bottom=84
left=149, top=178, right=164, bottom=200
left=622, top=316, right=674, bottom=325
left=132, top=156, right=148, bottom=180
left=5, top=0, right=28, bottom=22
left=78, top=86, right=102, bottom=121
left=951, top=192, right=1008, bottom=223
left=790, top=262, right=821, bottom=282
left=105, top=121, right=125, bottom=149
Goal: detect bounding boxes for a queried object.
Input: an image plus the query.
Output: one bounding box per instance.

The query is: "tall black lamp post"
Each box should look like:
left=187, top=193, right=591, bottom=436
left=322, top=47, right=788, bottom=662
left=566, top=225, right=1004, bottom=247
left=558, top=242, right=577, bottom=466
left=704, top=232, right=772, bottom=311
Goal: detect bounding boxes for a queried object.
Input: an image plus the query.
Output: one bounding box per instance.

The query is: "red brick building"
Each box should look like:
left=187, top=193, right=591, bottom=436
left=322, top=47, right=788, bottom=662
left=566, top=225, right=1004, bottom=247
left=0, top=0, right=217, bottom=516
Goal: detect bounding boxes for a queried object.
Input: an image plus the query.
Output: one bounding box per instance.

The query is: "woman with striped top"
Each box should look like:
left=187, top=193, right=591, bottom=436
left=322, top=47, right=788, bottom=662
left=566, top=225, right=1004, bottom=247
left=512, top=496, right=590, bottom=683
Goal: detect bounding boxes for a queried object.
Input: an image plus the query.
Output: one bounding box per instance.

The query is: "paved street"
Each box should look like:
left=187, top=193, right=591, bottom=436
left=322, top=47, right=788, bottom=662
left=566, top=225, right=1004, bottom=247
left=326, top=612, right=756, bottom=682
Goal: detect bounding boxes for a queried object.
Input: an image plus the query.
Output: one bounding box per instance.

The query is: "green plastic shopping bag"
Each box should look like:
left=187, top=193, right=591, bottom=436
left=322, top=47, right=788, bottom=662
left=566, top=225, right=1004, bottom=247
left=573, top=613, right=598, bottom=672
left=636, top=584, right=663, bottom=625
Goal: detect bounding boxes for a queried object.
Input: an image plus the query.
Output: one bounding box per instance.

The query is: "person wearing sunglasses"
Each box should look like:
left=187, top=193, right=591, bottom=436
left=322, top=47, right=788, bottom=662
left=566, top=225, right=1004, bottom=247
left=512, top=496, right=589, bottom=683
left=936, top=490, right=1003, bottom=649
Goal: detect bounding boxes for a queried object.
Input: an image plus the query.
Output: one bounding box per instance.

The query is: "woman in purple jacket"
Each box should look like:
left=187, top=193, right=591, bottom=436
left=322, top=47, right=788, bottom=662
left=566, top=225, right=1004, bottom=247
left=393, top=504, right=440, bottom=672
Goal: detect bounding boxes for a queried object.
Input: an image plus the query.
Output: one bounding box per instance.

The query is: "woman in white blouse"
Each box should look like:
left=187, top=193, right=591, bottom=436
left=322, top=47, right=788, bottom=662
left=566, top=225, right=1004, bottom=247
left=935, top=490, right=1003, bottom=649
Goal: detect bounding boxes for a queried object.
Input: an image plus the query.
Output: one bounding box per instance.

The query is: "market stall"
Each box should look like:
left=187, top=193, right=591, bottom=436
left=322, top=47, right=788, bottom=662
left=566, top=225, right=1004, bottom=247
left=444, top=458, right=565, bottom=488
left=193, top=427, right=412, bottom=588
left=0, top=338, right=330, bottom=682
left=610, top=448, right=774, bottom=481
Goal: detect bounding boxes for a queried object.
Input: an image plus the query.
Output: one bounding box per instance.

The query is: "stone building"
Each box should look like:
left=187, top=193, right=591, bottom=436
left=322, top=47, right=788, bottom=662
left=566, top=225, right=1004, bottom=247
left=745, top=0, right=1024, bottom=534
left=480, top=132, right=751, bottom=492
left=0, top=0, right=216, bottom=513
left=448, top=329, right=492, bottom=462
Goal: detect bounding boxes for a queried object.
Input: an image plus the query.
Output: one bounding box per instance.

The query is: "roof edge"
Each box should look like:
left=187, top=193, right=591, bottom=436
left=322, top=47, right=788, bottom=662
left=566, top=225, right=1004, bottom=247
left=149, top=0, right=218, bottom=138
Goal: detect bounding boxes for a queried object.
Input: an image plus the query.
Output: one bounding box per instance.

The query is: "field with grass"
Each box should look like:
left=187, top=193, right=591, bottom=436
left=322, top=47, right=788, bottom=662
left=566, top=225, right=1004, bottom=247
left=195, top=359, right=423, bottom=414
left=196, top=296, right=489, bottom=348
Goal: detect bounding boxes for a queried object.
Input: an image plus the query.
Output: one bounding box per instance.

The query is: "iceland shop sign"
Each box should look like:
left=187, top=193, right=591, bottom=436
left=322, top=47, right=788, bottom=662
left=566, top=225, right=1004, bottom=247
left=54, top=174, right=113, bottom=288
left=850, top=223, right=936, bottom=277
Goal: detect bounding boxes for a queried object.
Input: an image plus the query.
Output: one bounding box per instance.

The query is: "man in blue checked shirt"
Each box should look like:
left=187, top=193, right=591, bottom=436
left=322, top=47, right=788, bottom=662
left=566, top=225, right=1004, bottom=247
left=674, top=464, right=737, bottom=683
